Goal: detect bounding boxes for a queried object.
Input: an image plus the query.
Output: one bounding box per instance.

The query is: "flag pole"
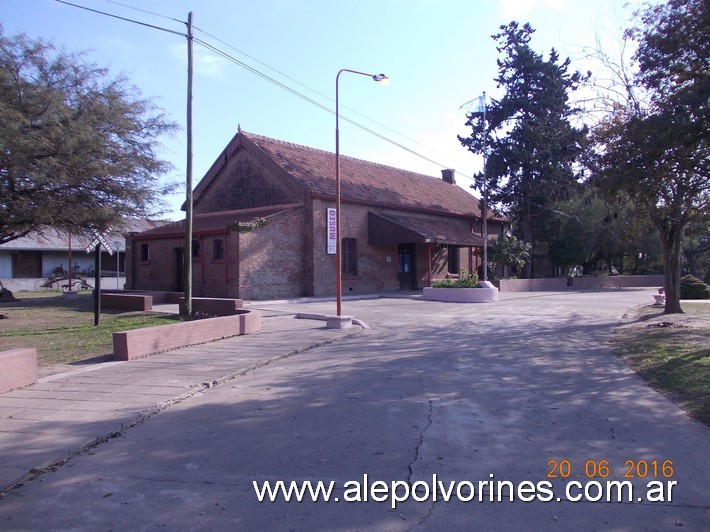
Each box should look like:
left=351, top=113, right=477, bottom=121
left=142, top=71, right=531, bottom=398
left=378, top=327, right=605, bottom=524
left=481, top=91, right=488, bottom=282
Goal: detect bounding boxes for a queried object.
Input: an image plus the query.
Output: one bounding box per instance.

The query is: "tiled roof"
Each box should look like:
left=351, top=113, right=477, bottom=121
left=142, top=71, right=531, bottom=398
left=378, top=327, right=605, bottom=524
left=370, top=212, right=486, bottom=247
left=0, top=220, right=160, bottom=251
left=135, top=204, right=302, bottom=238
left=241, top=131, right=487, bottom=219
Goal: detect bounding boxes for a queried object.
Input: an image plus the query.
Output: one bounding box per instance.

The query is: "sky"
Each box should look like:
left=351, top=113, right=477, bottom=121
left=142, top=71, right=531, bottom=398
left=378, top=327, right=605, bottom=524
left=1, top=0, right=640, bottom=220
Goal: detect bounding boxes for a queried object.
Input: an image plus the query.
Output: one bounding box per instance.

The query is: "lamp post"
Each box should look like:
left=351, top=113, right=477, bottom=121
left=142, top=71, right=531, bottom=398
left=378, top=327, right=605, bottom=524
left=335, top=69, right=388, bottom=316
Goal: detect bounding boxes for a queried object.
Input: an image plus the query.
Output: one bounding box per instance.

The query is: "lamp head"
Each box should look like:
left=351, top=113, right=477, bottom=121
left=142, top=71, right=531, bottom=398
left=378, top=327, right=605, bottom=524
left=372, top=73, right=390, bottom=85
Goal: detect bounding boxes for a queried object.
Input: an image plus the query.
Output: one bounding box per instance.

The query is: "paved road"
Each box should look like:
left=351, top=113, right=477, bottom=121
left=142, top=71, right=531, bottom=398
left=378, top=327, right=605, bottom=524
left=1, top=290, right=708, bottom=530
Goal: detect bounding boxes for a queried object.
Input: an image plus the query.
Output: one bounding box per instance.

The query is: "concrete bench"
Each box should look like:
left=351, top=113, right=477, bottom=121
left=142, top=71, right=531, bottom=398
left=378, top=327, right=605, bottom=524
left=113, top=309, right=262, bottom=361
left=102, top=290, right=183, bottom=304
left=101, top=293, right=153, bottom=311
left=179, top=297, right=244, bottom=316
left=0, top=349, right=38, bottom=394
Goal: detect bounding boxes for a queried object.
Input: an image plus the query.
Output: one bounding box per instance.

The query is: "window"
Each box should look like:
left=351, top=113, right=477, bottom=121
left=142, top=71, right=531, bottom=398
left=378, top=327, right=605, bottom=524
left=342, top=238, right=358, bottom=276
left=213, top=238, right=224, bottom=260
left=140, top=243, right=149, bottom=262
left=192, top=239, right=200, bottom=259
left=447, top=245, right=459, bottom=274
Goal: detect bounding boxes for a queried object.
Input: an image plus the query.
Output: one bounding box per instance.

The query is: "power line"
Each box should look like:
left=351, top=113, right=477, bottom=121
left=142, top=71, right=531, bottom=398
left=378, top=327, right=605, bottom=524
left=54, top=0, right=477, bottom=184
left=194, top=37, right=467, bottom=177
left=192, top=25, right=463, bottom=170
left=100, top=0, right=184, bottom=24
left=54, top=0, right=186, bottom=37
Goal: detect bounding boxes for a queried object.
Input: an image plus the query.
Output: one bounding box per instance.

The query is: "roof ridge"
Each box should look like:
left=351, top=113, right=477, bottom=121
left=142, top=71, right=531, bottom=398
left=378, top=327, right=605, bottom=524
left=241, top=130, right=443, bottom=183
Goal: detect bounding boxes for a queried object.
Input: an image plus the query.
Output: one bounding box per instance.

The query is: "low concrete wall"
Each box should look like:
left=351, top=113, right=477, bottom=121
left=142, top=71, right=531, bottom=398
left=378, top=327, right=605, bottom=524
left=179, top=297, right=244, bottom=316
left=571, top=275, right=664, bottom=289
left=113, top=309, right=262, bottom=361
left=495, top=278, right=568, bottom=292
left=0, top=348, right=38, bottom=394
left=496, top=275, right=664, bottom=292
left=422, top=287, right=499, bottom=303
left=101, top=293, right=153, bottom=311
left=102, top=289, right=182, bottom=304
left=102, top=291, right=245, bottom=316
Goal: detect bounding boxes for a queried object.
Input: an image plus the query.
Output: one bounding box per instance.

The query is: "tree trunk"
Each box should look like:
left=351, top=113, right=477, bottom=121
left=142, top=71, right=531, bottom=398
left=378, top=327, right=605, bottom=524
left=659, top=220, right=684, bottom=314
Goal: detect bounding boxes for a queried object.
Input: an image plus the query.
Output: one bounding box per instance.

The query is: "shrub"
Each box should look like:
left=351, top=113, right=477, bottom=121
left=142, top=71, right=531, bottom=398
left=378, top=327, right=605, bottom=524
left=432, top=278, right=454, bottom=288
left=680, top=275, right=710, bottom=299
left=432, top=271, right=479, bottom=288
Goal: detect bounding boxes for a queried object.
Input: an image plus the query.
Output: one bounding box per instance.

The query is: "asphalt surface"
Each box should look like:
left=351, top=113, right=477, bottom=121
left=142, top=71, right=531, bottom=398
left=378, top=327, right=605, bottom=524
left=0, top=289, right=708, bottom=531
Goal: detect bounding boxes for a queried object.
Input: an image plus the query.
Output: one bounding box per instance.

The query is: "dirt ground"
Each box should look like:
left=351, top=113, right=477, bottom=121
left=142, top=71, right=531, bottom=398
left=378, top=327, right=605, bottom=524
left=617, top=301, right=710, bottom=335
left=612, top=301, right=710, bottom=425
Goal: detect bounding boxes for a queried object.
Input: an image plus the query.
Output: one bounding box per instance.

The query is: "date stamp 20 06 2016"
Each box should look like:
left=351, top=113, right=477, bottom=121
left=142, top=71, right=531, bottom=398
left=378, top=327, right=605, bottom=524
left=546, top=459, right=677, bottom=503
left=547, top=459, right=675, bottom=480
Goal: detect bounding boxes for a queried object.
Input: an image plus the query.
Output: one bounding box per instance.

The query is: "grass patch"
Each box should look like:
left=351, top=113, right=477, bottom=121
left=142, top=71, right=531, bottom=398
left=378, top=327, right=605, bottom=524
left=611, top=303, right=710, bottom=426
left=0, top=291, right=181, bottom=368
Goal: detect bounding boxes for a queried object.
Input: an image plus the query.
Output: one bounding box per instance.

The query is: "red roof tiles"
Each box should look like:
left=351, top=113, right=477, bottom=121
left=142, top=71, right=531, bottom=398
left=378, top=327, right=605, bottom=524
left=136, top=204, right=302, bottom=237
left=241, top=131, right=486, bottom=219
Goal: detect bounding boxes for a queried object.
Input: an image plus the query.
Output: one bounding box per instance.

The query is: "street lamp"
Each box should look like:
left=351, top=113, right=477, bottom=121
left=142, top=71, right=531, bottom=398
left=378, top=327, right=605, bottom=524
left=335, top=69, right=389, bottom=316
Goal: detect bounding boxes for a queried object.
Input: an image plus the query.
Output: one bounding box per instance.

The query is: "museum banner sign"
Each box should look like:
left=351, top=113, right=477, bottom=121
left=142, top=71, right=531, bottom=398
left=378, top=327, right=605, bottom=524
left=327, top=208, right=337, bottom=255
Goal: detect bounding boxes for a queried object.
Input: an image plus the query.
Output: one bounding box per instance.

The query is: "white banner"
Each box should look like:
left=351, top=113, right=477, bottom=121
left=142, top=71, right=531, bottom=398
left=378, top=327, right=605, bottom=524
left=327, top=208, right=337, bottom=255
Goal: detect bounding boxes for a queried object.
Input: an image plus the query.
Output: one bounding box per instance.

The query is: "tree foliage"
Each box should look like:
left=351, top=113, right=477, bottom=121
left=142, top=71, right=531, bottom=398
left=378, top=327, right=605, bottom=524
left=591, top=0, right=709, bottom=313
left=0, top=30, right=178, bottom=244
left=682, top=219, right=710, bottom=282
left=488, top=232, right=530, bottom=276
left=459, top=22, right=588, bottom=278
left=549, top=186, right=662, bottom=275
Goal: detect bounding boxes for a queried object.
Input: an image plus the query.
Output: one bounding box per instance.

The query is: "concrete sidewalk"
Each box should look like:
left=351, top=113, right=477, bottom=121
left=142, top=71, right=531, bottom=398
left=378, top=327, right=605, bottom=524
left=0, top=314, right=362, bottom=493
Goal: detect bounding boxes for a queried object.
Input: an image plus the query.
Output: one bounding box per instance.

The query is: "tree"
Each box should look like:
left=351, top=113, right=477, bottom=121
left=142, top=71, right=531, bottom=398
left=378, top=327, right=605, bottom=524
left=488, top=232, right=530, bottom=278
left=683, top=219, right=710, bottom=281
left=0, top=30, right=177, bottom=245
left=459, top=22, right=588, bottom=278
left=592, top=0, right=709, bottom=313
left=548, top=186, right=661, bottom=275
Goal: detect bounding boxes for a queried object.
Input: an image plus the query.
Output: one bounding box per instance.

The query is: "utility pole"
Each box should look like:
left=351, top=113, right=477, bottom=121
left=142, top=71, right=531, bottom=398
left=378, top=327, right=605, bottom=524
left=182, top=11, right=194, bottom=319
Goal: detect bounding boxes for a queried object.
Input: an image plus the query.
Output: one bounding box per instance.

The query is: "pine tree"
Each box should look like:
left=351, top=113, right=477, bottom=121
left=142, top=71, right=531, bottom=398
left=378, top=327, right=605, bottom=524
left=459, top=22, right=588, bottom=278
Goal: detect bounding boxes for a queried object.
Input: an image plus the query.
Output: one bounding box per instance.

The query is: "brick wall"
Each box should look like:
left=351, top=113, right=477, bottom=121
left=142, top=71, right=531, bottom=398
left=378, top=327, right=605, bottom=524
left=311, top=198, right=335, bottom=297
left=428, top=244, right=449, bottom=282
left=310, top=201, right=465, bottom=296
left=194, top=233, right=230, bottom=297
left=129, top=235, right=182, bottom=292
left=238, top=206, right=307, bottom=300
left=340, top=203, right=399, bottom=295
left=129, top=234, right=235, bottom=297
left=195, top=149, right=306, bottom=213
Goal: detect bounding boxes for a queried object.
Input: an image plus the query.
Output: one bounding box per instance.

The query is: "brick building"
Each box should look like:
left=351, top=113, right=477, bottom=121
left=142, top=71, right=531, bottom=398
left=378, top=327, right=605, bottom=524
left=126, top=129, right=507, bottom=300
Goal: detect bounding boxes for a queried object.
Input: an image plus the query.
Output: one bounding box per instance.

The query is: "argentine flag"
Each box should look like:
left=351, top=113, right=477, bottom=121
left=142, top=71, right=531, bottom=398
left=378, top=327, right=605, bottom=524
left=460, top=93, right=486, bottom=116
